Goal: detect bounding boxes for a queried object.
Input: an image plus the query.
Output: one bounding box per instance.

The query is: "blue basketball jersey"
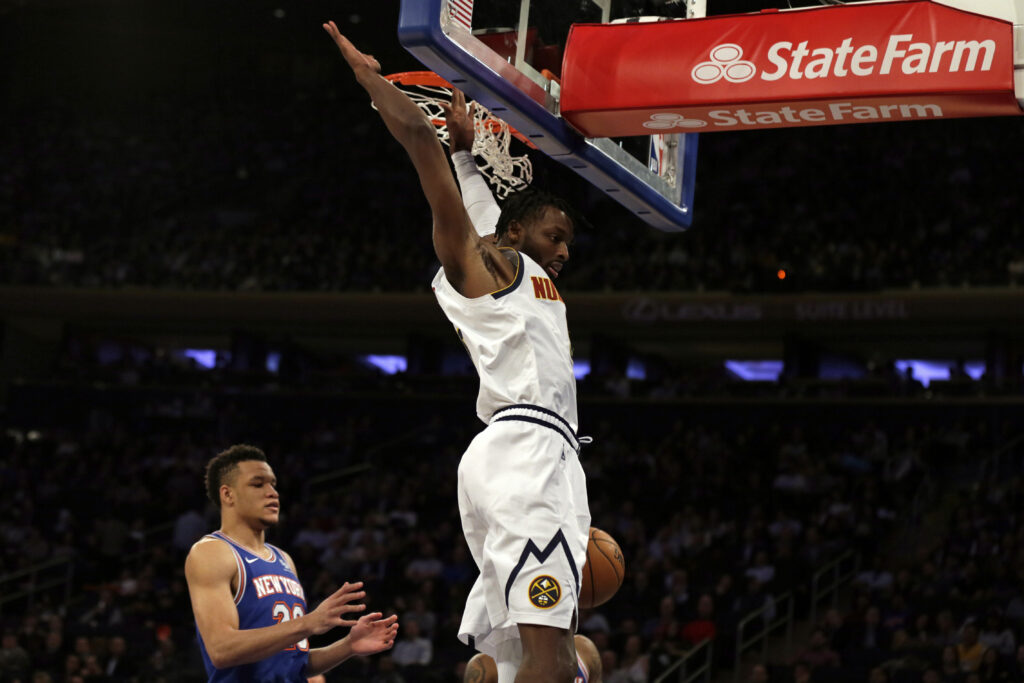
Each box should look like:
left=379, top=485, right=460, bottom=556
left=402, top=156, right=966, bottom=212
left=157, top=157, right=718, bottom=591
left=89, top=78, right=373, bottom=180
left=197, top=532, right=309, bottom=682
left=576, top=652, right=589, bottom=683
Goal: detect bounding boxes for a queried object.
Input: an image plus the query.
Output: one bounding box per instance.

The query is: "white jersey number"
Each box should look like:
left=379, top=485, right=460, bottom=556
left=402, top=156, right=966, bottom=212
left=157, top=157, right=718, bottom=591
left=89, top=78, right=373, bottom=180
left=272, top=601, right=310, bottom=651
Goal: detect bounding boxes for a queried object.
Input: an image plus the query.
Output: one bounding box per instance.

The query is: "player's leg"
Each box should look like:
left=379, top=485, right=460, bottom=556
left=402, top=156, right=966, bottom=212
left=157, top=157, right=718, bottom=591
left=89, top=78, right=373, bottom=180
left=515, top=624, right=577, bottom=683
left=459, top=422, right=588, bottom=680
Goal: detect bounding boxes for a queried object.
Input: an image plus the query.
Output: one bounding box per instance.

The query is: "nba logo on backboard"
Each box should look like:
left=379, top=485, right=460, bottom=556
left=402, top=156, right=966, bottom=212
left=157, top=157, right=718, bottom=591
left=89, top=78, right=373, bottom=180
left=649, top=134, right=668, bottom=177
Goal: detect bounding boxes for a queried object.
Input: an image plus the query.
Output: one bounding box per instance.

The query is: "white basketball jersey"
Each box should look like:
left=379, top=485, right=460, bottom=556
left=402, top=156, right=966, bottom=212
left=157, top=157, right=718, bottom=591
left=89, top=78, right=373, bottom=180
left=432, top=248, right=577, bottom=430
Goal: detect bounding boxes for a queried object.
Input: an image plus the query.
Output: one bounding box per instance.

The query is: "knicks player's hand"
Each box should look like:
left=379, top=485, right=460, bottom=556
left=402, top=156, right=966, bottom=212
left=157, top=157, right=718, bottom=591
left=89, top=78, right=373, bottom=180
left=440, top=89, right=478, bottom=154
left=306, top=581, right=367, bottom=635
left=347, top=612, right=399, bottom=655
left=322, top=21, right=380, bottom=78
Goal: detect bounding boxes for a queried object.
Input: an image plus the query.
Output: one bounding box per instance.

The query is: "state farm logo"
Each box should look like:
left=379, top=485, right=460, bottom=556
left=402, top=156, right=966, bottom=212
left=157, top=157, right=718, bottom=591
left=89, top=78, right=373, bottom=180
left=690, top=35, right=996, bottom=85
left=691, top=44, right=756, bottom=84
left=643, top=113, right=707, bottom=130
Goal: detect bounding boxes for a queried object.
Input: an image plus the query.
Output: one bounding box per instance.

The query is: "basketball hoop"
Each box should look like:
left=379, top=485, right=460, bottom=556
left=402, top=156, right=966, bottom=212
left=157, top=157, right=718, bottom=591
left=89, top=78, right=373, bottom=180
left=377, top=71, right=533, bottom=199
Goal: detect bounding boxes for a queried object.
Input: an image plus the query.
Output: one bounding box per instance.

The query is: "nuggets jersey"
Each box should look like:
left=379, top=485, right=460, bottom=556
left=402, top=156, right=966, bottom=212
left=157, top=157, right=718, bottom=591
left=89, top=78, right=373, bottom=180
left=197, top=532, right=309, bottom=682
left=432, top=249, right=577, bottom=430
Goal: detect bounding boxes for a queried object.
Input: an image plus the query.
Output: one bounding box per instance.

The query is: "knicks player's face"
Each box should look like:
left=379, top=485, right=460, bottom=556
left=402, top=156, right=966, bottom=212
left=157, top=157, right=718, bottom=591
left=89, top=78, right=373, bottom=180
left=516, top=206, right=573, bottom=280
left=228, top=460, right=281, bottom=528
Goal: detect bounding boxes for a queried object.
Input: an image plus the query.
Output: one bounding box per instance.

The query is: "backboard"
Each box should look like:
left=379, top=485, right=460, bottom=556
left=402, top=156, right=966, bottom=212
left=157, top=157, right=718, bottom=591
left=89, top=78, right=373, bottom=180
left=397, top=0, right=701, bottom=232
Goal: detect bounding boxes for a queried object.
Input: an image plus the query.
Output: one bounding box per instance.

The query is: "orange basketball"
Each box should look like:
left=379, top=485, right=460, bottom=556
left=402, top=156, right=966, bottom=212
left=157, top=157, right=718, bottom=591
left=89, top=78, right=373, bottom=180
left=579, top=527, right=625, bottom=608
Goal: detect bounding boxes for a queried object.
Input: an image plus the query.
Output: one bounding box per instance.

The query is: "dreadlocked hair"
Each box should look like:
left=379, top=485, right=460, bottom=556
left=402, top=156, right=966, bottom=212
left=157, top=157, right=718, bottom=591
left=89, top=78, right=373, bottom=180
left=494, top=188, right=577, bottom=241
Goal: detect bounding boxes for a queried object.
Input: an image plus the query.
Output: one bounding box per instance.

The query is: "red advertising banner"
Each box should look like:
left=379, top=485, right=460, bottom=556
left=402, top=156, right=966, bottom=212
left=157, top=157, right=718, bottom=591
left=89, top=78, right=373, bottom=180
left=560, top=1, right=1021, bottom=135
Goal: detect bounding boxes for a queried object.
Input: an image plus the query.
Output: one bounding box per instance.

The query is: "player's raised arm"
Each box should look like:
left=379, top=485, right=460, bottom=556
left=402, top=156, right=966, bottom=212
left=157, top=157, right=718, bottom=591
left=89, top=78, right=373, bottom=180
left=441, top=89, right=501, bottom=239
left=323, top=22, right=512, bottom=296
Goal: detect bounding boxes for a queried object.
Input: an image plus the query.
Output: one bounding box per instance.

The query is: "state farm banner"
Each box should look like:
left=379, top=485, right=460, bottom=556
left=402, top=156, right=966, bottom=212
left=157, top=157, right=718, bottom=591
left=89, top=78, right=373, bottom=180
left=560, top=1, right=1021, bottom=135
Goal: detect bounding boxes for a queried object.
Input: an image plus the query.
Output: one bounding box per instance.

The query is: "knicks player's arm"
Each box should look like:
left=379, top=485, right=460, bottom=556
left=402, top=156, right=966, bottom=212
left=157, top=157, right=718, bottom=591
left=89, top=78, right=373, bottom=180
left=323, top=23, right=513, bottom=298
left=463, top=653, right=498, bottom=683
left=185, top=540, right=366, bottom=669
left=273, top=548, right=399, bottom=676
left=443, top=89, right=501, bottom=239
left=574, top=634, right=604, bottom=683
left=306, top=610, right=400, bottom=675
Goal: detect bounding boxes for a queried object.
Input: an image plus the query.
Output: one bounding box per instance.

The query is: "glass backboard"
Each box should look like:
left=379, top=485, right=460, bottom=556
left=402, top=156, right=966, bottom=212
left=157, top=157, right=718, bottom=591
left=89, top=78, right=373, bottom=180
left=398, top=0, right=700, bottom=231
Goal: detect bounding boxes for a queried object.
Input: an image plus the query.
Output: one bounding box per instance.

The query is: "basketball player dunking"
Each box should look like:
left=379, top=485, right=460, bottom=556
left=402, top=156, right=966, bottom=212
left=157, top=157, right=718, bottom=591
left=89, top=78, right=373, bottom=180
left=464, top=635, right=604, bottom=683
left=324, top=23, right=591, bottom=683
left=185, top=445, right=398, bottom=681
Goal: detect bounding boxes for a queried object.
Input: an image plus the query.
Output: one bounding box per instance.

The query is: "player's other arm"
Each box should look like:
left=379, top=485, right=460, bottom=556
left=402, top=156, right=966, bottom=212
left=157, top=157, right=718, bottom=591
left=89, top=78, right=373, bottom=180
left=185, top=541, right=364, bottom=669
left=463, top=653, right=497, bottom=683
left=322, top=23, right=513, bottom=298
left=442, top=89, right=501, bottom=239
left=277, top=549, right=398, bottom=676
left=575, top=634, right=604, bottom=683
left=306, top=611, right=399, bottom=676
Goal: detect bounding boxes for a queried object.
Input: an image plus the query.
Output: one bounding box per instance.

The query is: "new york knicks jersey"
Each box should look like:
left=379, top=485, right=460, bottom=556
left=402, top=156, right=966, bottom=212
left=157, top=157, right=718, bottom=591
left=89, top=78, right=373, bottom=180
left=197, top=532, right=309, bottom=682
left=576, top=653, right=590, bottom=683
left=432, top=249, right=577, bottom=429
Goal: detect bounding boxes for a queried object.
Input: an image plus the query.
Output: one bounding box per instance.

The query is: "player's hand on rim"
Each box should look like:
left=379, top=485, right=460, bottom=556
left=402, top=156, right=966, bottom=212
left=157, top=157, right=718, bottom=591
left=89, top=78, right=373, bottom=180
left=307, top=581, right=367, bottom=634
left=348, top=613, right=400, bottom=655
left=440, top=89, right=478, bottom=154
left=322, top=21, right=381, bottom=75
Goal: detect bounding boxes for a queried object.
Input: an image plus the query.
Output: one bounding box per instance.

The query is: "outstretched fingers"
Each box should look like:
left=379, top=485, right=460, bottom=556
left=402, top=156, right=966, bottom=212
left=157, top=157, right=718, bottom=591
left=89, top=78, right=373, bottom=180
left=322, top=21, right=381, bottom=73
left=350, top=612, right=400, bottom=654
left=327, top=581, right=367, bottom=626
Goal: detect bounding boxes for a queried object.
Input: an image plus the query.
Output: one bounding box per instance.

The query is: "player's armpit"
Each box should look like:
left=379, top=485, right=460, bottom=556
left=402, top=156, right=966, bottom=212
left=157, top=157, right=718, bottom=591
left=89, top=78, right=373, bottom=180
left=442, top=237, right=517, bottom=299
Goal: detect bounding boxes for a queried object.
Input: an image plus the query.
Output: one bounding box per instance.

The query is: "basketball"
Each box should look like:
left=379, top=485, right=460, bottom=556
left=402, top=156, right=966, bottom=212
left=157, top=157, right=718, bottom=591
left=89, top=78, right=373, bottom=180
left=579, top=527, right=625, bottom=608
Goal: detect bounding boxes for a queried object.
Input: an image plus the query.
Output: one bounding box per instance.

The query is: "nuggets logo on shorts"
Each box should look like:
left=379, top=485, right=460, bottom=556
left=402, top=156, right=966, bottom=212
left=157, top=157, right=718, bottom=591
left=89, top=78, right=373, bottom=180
left=528, top=575, right=561, bottom=609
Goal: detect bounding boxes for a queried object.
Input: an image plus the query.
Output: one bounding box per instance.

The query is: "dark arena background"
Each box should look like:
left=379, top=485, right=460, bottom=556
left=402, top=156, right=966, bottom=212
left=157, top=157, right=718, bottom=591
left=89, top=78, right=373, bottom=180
left=2, top=1, right=1024, bottom=682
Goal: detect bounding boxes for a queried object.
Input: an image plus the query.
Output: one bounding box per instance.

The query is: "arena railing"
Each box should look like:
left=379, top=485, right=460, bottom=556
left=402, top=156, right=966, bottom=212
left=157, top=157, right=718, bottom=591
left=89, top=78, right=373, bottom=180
left=808, top=549, right=861, bottom=628
left=0, top=555, right=75, bottom=616
left=653, top=637, right=714, bottom=683
left=733, top=591, right=794, bottom=683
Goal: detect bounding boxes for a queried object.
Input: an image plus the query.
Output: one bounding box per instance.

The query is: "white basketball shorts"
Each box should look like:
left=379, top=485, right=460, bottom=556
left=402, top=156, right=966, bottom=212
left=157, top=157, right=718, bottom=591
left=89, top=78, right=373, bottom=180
left=456, top=405, right=591, bottom=657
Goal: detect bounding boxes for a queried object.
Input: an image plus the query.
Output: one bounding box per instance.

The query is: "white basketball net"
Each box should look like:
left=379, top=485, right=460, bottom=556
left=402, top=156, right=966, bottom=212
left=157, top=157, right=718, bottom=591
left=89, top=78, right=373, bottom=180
left=376, top=79, right=532, bottom=199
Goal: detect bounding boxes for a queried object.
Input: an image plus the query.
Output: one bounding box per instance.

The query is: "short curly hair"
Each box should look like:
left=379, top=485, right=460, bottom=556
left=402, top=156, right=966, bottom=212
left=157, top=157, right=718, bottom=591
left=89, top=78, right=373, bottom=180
left=204, top=444, right=268, bottom=508
left=494, top=188, right=577, bottom=242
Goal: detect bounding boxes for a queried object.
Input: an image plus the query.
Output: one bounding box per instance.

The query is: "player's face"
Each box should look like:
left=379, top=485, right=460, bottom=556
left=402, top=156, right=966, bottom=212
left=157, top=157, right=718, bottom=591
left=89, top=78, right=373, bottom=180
left=516, top=206, right=573, bottom=279
left=227, top=460, right=281, bottom=528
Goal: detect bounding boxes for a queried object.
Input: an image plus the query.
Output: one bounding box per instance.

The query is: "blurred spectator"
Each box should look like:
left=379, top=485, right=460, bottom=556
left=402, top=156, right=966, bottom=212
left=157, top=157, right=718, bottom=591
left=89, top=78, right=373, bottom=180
left=680, top=594, right=717, bottom=647
left=0, top=631, right=31, bottom=682
left=391, top=620, right=433, bottom=669
left=102, top=635, right=139, bottom=680
left=793, top=628, right=840, bottom=671
left=978, top=611, right=1016, bottom=657
left=958, top=622, right=985, bottom=673
left=746, top=662, right=769, bottom=683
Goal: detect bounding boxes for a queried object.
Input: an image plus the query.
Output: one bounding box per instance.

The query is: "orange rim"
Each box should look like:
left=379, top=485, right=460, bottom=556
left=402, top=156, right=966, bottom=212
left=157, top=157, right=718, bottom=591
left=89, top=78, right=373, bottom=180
left=384, top=71, right=454, bottom=88
left=384, top=71, right=538, bottom=150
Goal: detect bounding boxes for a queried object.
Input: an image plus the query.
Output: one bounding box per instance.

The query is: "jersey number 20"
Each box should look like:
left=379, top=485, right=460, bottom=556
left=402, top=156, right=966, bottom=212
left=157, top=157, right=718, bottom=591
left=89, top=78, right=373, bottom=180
left=272, top=601, right=310, bottom=651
